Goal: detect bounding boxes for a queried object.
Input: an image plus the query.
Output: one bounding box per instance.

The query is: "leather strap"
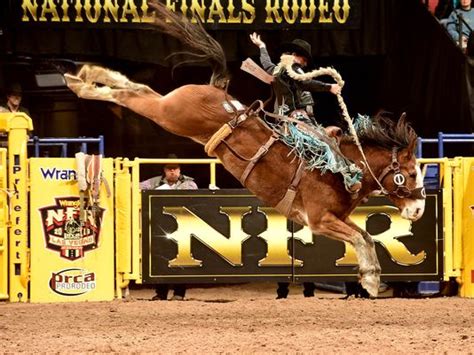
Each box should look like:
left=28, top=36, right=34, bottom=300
left=240, top=134, right=278, bottom=185
left=274, top=160, right=305, bottom=216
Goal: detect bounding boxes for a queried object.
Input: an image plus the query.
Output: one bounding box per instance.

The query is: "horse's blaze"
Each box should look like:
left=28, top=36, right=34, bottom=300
left=399, top=165, right=426, bottom=221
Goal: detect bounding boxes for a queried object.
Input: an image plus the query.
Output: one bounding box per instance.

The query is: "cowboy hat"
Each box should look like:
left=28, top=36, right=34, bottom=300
left=163, top=153, right=180, bottom=169
left=279, top=39, right=313, bottom=66
left=6, top=82, right=22, bottom=96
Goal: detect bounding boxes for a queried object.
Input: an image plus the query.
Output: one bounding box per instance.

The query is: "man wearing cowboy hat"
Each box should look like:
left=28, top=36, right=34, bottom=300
left=0, top=83, right=30, bottom=115
left=139, top=153, right=198, bottom=191
left=139, top=153, right=197, bottom=301
left=249, top=33, right=341, bottom=123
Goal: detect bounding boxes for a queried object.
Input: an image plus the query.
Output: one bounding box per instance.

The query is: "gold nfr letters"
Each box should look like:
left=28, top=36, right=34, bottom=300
left=160, top=204, right=427, bottom=269
left=257, top=207, right=294, bottom=266
left=164, top=206, right=251, bottom=267
left=336, top=206, right=426, bottom=266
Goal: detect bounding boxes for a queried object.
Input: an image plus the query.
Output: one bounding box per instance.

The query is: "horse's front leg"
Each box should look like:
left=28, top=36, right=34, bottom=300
left=344, top=218, right=381, bottom=274
left=309, top=212, right=380, bottom=297
left=344, top=218, right=382, bottom=293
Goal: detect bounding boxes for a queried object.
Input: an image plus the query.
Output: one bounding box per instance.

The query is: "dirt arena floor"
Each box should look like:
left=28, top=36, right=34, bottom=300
left=0, top=283, right=473, bottom=354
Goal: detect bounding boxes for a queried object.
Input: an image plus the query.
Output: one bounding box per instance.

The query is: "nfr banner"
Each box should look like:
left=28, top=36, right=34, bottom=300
left=15, top=0, right=361, bottom=29
left=142, top=189, right=443, bottom=284
left=29, top=158, right=115, bottom=303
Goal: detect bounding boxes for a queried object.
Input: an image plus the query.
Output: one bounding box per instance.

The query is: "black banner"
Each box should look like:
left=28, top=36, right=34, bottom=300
left=142, top=189, right=443, bottom=284
left=12, top=0, right=361, bottom=29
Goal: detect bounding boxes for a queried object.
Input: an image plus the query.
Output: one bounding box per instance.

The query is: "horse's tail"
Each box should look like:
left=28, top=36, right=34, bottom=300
left=147, top=0, right=229, bottom=88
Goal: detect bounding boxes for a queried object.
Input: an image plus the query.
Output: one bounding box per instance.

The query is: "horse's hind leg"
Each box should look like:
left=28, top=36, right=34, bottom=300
left=75, top=65, right=161, bottom=96
left=64, top=67, right=161, bottom=107
left=309, top=213, right=380, bottom=297
left=64, top=77, right=158, bottom=116
left=64, top=73, right=120, bottom=104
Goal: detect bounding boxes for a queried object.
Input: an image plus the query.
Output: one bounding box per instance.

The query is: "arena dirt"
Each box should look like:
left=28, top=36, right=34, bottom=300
left=0, top=283, right=473, bottom=353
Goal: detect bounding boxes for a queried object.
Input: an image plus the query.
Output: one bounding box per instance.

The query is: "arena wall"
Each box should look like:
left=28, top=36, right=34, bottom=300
left=0, top=112, right=473, bottom=302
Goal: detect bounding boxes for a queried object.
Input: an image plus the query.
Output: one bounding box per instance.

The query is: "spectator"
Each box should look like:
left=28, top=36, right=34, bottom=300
left=140, top=153, right=198, bottom=301
left=140, top=153, right=198, bottom=191
left=446, top=0, right=474, bottom=50
left=0, top=83, right=30, bottom=115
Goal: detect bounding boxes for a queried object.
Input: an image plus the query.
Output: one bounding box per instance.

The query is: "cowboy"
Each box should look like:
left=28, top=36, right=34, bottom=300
left=249, top=33, right=341, bottom=124
left=0, top=83, right=30, bottom=115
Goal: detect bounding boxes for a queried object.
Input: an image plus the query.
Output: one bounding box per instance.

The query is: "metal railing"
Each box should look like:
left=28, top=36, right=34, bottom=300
left=417, top=132, right=474, bottom=158
left=28, top=135, right=104, bottom=157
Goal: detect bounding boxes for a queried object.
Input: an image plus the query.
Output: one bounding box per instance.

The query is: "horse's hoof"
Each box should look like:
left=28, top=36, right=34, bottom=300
left=63, top=74, right=86, bottom=95
left=64, top=73, right=82, bottom=85
left=360, top=273, right=379, bottom=298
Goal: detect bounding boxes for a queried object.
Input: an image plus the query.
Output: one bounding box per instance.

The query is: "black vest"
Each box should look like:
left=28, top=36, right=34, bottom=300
left=272, top=64, right=315, bottom=114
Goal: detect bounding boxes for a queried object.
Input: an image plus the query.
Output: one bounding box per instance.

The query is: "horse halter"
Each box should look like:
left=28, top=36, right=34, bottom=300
left=377, top=147, right=426, bottom=200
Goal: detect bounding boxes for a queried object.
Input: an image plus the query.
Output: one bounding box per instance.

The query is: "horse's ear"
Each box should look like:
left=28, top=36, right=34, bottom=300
left=400, top=137, right=417, bottom=161
left=406, top=137, right=417, bottom=158
left=398, top=112, right=416, bottom=159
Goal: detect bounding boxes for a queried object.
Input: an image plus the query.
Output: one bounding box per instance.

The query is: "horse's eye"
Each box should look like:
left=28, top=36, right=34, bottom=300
left=409, top=172, right=417, bottom=179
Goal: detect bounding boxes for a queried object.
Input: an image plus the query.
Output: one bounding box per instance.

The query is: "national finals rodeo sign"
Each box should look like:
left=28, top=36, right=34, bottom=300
left=17, top=0, right=359, bottom=29
left=141, top=189, right=443, bottom=284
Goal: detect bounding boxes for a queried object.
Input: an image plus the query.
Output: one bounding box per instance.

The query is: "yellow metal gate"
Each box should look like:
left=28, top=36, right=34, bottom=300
left=0, top=148, right=8, bottom=300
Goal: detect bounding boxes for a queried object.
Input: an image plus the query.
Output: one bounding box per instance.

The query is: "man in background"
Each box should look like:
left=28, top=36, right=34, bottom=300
left=446, top=0, right=474, bottom=51
left=0, top=83, right=30, bottom=115
left=140, top=153, right=198, bottom=300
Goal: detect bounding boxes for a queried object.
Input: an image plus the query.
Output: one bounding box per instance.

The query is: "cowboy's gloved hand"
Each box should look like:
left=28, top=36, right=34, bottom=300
left=329, top=84, right=342, bottom=95
left=250, top=32, right=266, bottom=48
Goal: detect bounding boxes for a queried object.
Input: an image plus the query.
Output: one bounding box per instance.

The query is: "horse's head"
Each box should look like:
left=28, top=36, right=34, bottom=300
left=378, top=143, right=426, bottom=221
left=358, top=113, right=426, bottom=221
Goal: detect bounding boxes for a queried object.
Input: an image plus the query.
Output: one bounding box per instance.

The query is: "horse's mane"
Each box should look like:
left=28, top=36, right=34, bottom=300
left=349, top=112, right=418, bottom=150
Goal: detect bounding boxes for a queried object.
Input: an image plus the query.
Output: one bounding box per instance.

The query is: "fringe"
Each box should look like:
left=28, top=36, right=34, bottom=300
left=271, top=121, right=364, bottom=191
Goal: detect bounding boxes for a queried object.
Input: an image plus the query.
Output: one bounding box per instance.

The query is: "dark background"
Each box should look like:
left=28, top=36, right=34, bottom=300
left=0, top=0, right=472, bottom=187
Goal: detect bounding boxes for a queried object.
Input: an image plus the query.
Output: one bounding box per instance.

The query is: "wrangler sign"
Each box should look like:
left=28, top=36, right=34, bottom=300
left=142, top=189, right=443, bottom=284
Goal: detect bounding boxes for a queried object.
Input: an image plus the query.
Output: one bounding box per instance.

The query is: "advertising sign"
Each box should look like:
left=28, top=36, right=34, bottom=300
left=30, top=158, right=114, bottom=303
left=142, top=189, right=442, bottom=283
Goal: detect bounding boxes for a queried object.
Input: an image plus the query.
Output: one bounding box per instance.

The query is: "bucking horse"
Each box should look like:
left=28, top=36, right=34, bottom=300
left=64, top=1, right=426, bottom=297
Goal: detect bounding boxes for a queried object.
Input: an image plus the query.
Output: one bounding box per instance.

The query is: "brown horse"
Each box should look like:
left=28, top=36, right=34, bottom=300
left=64, top=2, right=426, bottom=297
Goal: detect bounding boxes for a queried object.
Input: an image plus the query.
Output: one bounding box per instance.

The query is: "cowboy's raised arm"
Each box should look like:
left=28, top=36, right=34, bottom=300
left=250, top=32, right=275, bottom=73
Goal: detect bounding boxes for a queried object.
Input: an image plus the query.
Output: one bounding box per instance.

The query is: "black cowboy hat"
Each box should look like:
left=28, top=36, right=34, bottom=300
left=6, top=82, right=22, bottom=96
left=279, top=39, right=313, bottom=66
left=163, top=153, right=180, bottom=169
